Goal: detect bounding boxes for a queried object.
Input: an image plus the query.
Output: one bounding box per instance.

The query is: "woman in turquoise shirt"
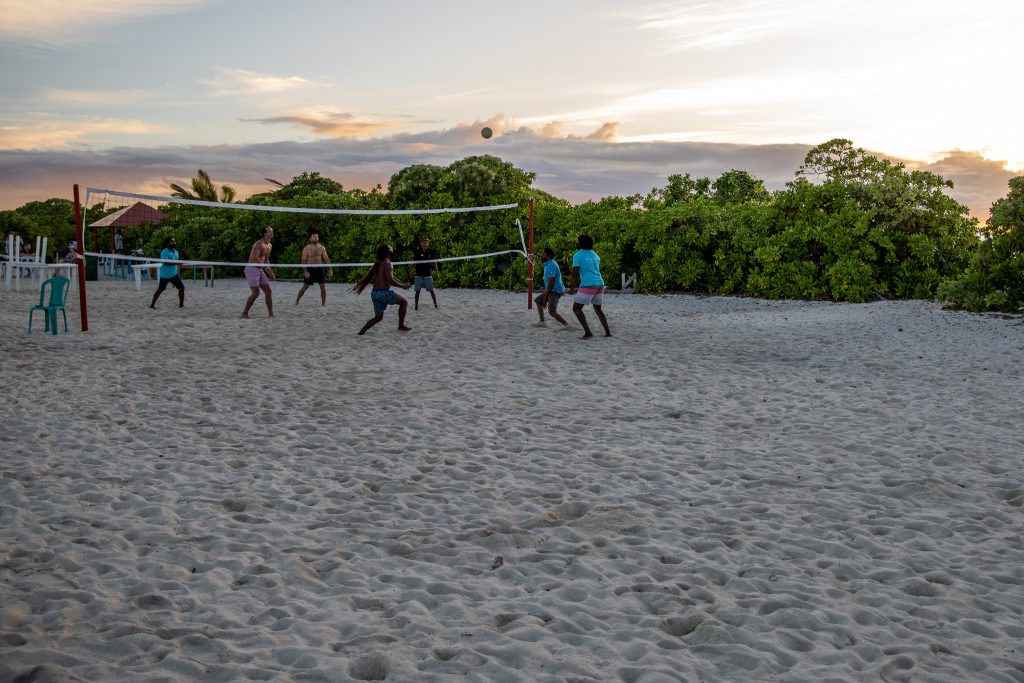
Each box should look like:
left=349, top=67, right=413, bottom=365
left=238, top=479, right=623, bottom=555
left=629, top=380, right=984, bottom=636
left=150, top=236, right=185, bottom=308
left=570, top=234, right=611, bottom=339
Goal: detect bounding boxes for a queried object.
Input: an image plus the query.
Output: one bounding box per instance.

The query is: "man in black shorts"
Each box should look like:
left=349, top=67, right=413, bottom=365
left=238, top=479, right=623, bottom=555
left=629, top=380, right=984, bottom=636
left=149, top=236, right=185, bottom=308
left=409, top=236, right=440, bottom=310
left=295, top=229, right=333, bottom=306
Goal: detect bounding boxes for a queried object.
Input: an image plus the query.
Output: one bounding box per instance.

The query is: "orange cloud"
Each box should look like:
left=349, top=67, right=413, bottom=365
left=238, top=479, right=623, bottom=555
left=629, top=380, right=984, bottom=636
left=241, top=112, right=403, bottom=138
left=530, top=121, right=618, bottom=141
left=585, top=122, right=619, bottom=141
left=0, top=119, right=169, bottom=150
left=914, top=151, right=1017, bottom=223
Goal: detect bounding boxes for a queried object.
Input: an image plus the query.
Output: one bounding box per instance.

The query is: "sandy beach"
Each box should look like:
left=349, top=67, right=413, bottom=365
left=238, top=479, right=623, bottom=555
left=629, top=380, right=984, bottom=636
left=1, top=277, right=1022, bottom=682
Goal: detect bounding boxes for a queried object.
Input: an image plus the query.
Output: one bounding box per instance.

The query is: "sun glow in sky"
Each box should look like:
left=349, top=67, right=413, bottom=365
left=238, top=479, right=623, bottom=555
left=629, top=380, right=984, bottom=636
left=0, top=0, right=1021, bottom=215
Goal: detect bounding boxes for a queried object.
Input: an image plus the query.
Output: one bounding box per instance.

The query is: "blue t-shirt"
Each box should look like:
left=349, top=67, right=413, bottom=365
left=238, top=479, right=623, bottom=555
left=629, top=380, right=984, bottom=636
left=542, top=259, right=565, bottom=294
left=159, top=248, right=178, bottom=279
left=571, top=249, right=603, bottom=287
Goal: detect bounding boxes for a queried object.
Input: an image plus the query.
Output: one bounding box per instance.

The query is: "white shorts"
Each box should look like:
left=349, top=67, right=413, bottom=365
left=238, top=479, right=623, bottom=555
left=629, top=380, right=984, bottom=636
left=574, top=286, right=605, bottom=306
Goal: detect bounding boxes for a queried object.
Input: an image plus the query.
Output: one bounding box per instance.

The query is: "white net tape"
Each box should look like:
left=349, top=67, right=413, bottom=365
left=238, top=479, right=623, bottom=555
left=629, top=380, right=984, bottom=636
left=84, top=188, right=517, bottom=215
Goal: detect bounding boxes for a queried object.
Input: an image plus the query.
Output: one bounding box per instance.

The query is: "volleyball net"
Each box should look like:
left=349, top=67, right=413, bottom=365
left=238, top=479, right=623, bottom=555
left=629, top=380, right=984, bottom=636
left=71, top=185, right=537, bottom=330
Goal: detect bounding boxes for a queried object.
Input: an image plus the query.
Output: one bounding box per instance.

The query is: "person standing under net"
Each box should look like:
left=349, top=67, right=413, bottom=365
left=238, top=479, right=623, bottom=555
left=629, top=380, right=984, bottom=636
left=149, top=236, right=185, bottom=308
left=295, top=229, right=333, bottom=307
left=409, top=236, right=440, bottom=310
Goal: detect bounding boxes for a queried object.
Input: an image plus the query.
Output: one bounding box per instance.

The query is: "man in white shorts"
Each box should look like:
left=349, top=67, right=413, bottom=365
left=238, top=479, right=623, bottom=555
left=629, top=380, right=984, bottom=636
left=241, top=226, right=276, bottom=318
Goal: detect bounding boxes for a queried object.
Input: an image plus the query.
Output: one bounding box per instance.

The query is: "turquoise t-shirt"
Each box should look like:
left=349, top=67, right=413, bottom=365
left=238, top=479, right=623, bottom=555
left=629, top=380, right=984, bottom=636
left=571, top=249, right=603, bottom=287
left=542, top=259, right=565, bottom=294
left=159, top=248, right=178, bottom=279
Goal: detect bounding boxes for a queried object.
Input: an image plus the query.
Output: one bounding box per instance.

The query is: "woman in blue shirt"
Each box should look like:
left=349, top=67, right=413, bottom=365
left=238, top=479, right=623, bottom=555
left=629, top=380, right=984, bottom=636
left=570, top=234, right=611, bottom=339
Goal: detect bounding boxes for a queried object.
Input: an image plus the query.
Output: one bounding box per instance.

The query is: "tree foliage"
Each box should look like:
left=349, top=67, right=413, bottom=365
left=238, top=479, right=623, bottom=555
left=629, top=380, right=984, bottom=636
left=170, top=169, right=237, bottom=203
left=7, top=199, right=77, bottom=258
left=9, top=142, right=1011, bottom=310
left=938, top=176, right=1024, bottom=312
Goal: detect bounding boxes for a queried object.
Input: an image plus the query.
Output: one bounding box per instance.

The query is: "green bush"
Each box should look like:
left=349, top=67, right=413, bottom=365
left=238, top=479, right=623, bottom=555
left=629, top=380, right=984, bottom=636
left=939, top=176, right=1024, bottom=313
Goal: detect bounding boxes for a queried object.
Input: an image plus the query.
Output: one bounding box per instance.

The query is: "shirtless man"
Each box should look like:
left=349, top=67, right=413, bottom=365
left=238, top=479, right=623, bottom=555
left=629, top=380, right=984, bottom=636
left=241, top=226, right=276, bottom=318
left=295, top=230, right=333, bottom=306
left=352, top=244, right=412, bottom=335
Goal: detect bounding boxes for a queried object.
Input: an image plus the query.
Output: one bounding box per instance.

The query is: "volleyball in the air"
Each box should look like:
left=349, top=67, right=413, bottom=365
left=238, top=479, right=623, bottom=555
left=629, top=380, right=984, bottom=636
left=481, top=126, right=493, bottom=139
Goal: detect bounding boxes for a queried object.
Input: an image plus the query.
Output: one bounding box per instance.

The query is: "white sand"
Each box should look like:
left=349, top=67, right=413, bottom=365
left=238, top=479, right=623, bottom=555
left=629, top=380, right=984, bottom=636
left=1, top=278, right=1023, bottom=682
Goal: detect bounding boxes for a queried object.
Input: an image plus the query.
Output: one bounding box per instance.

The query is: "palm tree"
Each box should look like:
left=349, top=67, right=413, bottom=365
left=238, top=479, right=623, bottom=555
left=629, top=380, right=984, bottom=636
left=170, top=169, right=237, bottom=202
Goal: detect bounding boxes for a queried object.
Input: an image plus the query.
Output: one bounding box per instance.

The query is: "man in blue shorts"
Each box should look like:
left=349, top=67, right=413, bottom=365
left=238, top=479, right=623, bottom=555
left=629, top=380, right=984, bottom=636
left=353, top=244, right=412, bottom=335
left=570, top=234, right=611, bottom=339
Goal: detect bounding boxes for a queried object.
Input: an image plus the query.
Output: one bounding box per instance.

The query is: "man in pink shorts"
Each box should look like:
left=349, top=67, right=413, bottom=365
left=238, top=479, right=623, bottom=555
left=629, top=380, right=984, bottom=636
left=241, top=226, right=276, bottom=318
left=570, top=234, right=611, bottom=339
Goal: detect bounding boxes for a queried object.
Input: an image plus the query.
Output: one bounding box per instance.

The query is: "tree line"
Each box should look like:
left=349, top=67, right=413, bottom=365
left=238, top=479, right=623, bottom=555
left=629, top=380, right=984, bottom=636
left=1, top=138, right=1020, bottom=313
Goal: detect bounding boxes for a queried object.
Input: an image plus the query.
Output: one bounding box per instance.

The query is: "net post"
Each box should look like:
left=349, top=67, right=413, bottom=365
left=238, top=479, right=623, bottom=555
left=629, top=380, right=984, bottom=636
left=527, top=196, right=535, bottom=309
left=73, top=184, right=89, bottom=332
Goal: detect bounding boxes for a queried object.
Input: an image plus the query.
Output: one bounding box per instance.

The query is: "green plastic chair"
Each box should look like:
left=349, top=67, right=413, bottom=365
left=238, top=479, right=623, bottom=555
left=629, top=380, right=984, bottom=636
left=28, top=276, right=71, bottom=335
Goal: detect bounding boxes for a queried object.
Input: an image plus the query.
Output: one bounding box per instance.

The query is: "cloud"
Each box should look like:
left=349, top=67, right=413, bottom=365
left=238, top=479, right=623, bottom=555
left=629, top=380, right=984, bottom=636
left=914, top=151, right=1017, bottom=222
left=0, top=0, right=218, bottom=45
left=240, top=111, right=408, bottom=139
left=585, top=123, right=619, bottom=142
left=0, top=129, right=1014, bottom=222
left=0, top=119, right=170, bottom=151
left=634, top=0, right=855, bottom=50
left=43, top=88, right=153, bottom=106
left=203, top=69, right=320, bottom=96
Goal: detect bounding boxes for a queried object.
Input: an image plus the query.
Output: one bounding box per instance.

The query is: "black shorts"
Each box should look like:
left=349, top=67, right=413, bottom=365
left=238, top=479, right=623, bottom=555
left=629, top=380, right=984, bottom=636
left=534, top=291, right=562, bottom=314
left=304, top=268, right=326, bottom=285
left=157, top=275, right=184, bottom=291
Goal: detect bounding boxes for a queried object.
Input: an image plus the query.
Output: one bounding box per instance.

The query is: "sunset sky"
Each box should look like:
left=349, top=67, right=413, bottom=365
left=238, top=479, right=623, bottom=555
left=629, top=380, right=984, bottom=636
left=1, top=0, right=1020, bottom=217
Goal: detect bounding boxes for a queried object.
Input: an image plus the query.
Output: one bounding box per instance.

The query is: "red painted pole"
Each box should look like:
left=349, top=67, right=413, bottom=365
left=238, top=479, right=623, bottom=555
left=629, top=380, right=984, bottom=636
left=73, top=184, right=89, bottom=331
left=527, top=197, right=534, bottom=309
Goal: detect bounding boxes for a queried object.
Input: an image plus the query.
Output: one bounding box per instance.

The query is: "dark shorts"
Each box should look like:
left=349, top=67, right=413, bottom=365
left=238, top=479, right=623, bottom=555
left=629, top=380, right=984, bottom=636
left=156, top=275, right=184, bottom=292
left=414, top=276, right=434, bottom=292
left=371, top=288, right=398, bottom=314
left=304, top=268, right=326, bottom=285
left=534, top=291, right=562, bottom=314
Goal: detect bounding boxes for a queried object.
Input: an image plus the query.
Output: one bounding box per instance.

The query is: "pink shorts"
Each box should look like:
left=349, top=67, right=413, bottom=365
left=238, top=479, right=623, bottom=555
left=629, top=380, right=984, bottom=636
left=244, top=266, right=269, bottom=287
left=574, top=286, right=605, bottom=305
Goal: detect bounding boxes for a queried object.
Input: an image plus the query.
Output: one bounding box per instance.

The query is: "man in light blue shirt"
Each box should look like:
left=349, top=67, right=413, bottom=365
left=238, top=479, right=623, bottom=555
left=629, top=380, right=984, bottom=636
left=150, top=236, right=185, bottom=308
left=533, top=247, right=570, bottom=328
left=570, top=234, right=611, bottom=339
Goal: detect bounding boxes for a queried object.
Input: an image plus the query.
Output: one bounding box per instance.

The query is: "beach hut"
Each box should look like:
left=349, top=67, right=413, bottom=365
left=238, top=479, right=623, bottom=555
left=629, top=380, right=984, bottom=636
left=88, top=202, right=168, bottom=253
